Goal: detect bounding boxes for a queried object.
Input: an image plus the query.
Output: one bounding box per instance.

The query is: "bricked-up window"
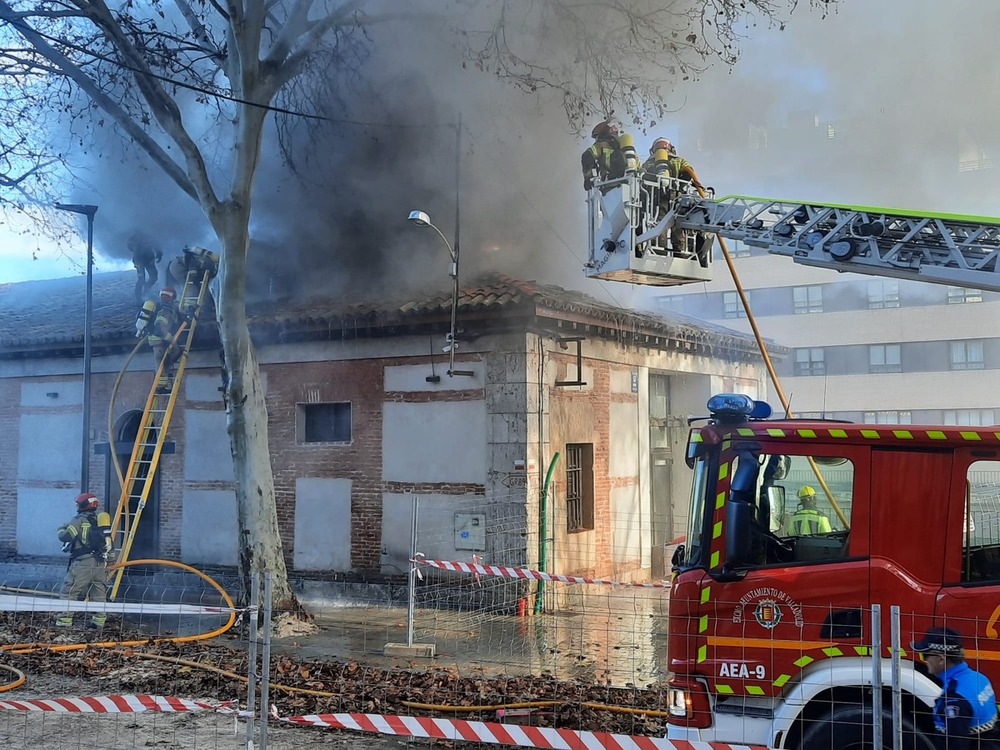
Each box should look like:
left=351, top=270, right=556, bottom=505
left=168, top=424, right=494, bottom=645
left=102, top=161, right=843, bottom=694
left=299, top=402, right=352, bottom=443
left=566, top=443, right=595, bottom=533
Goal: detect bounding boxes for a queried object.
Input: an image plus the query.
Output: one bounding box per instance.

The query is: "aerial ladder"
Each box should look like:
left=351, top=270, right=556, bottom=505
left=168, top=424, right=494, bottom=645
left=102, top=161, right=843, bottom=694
left=107, top=252, right=218, bottom=599
left=585, top=173, right=1000, bottom=292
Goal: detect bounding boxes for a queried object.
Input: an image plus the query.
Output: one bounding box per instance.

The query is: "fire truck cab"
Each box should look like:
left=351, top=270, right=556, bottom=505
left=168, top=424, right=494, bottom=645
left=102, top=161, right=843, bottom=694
left=667, top=393, right=1000, bottom=749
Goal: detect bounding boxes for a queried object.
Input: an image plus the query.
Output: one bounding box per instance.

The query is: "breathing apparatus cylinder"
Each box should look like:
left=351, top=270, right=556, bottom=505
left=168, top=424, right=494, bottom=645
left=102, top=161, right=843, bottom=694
left=135, top=300, right=156, bottom=337
left=618, top=132, right=639, bottom=172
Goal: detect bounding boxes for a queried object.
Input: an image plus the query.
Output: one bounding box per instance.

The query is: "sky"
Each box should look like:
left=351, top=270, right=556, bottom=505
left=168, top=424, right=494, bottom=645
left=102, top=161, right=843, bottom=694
left=1, top=0, right=997, bottom=309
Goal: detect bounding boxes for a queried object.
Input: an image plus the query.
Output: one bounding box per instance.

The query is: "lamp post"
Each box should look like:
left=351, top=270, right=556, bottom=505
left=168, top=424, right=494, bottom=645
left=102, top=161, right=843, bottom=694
left=408, top=116, right=472, bottom=377
left=407, top=209, right=465, bottom=375
left=55, top=202, right=98, bottom=493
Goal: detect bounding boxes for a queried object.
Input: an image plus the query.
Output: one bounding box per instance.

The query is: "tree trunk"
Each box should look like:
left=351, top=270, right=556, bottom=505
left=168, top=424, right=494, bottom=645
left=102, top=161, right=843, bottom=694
left=214, top=205, right=298, bottom=611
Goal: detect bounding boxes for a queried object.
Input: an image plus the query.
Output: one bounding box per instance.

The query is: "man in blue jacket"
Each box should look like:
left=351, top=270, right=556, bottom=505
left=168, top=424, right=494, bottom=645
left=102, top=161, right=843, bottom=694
left=912, top=626, right=1000, bottom=749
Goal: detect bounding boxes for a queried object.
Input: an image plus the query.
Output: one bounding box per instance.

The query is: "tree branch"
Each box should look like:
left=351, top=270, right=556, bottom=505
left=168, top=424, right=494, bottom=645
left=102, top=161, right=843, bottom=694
left=0, top=0, right=200, bottom=201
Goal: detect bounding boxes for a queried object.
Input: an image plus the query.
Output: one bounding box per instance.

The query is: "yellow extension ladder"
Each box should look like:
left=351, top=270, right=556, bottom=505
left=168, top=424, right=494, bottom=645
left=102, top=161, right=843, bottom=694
left=108, top=267, right=214, bottom=599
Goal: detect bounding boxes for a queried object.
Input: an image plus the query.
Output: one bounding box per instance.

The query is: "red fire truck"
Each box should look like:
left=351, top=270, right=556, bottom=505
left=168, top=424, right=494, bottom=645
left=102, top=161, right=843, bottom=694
left=586, top=178, right=1000, bottom=748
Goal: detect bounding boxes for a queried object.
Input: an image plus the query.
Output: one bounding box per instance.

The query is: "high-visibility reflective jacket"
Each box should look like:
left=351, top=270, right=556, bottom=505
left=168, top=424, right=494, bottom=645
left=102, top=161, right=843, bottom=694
left=147, top=301, right=180, bottom=344
left=57, top=512, right=111, bottom=560
left=788, top=507, right=832, bottom=536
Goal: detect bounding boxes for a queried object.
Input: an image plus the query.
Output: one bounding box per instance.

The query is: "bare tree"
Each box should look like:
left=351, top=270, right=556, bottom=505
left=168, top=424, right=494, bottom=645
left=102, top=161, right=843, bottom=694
left=0, top=0, right=832, bottom=608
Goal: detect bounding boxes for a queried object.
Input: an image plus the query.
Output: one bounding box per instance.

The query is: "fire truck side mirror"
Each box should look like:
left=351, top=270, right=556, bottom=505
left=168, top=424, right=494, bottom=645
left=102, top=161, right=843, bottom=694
left=725, top=501, right=752, bottom=568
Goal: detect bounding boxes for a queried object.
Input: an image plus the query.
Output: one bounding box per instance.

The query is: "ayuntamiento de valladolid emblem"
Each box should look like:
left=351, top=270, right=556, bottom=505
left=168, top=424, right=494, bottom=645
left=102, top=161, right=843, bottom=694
left=732, top=587, right=804, bottom=629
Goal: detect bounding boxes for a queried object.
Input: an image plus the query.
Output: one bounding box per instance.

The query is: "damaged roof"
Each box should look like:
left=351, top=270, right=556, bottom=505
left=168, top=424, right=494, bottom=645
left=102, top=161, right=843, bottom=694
left=0, top=270, right=775, bottom=361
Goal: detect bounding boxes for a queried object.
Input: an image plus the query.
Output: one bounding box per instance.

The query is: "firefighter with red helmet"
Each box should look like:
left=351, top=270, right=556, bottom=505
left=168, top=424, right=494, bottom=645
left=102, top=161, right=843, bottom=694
left=56, top=493, right=112, bottom=629
left=142, top=286, right=182, bottom=392
left=641, top=137, right=709, bottom=258
left=581, top=119, right=639, bottom=191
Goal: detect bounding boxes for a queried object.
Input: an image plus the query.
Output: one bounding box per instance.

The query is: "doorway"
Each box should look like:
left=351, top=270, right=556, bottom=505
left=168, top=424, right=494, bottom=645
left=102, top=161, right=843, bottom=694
left=103, top=409, right=164, bottom=560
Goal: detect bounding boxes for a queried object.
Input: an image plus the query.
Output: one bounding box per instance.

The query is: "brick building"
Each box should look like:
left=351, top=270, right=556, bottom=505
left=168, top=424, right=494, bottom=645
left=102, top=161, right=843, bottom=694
left=0, top=271, right=771, bottom=584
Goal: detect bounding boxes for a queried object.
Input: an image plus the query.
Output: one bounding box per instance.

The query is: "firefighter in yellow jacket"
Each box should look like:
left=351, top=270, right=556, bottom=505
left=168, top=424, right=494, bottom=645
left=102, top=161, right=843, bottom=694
left=581, top=119, right=639, bottom=191
left=641, top=137, right=708, bottom=257
left=143, top=286, right=182, bottom=392
left=56, top=493, right=112, bottom=629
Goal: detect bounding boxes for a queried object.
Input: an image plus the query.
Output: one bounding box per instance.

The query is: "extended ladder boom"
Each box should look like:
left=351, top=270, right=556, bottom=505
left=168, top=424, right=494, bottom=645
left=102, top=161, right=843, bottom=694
left=585, top=175, right=1000, bottom=292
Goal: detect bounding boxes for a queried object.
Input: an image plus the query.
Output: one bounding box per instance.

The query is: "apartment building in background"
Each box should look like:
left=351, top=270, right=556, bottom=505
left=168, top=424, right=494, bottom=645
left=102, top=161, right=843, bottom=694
left=655, top=240, right=1000, bottom=425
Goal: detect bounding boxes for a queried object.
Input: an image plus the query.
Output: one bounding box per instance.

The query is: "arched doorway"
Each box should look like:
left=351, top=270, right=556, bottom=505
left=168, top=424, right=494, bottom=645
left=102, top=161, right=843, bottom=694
left=101, top=409, right=170, bottom=559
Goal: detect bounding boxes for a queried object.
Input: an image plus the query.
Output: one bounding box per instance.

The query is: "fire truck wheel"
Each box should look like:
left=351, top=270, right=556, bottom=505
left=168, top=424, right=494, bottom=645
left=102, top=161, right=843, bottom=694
left=798, top=704, right=934, bottom=750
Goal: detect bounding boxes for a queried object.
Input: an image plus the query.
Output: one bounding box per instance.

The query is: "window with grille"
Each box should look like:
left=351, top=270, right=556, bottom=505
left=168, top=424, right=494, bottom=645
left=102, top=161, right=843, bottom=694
left=951, top=340, right=985, bottom=370
left=793, top=285, right=823, bottom=314
left=566, top=443, right=595, bottom=533
left=298, top=402, right=352, bottom=443
left=869, top=344, right=902, bottom=373
left=723, top=291, right=746, bottom=319
left=794, top=348, right=826, bottom=376
left=948, top=286, right=983, bottom=304
left=867, top=280, right=900, bottom=309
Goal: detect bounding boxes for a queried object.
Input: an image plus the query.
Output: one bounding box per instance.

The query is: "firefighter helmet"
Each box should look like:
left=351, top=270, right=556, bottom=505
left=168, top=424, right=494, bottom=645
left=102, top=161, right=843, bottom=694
left=651, top=137, right=675, bottom=155
left=75, top=493, right=99, bottom=512
left=160, top=287, right=176, bottom=302
left=797, top=485, right=817, bottom=501
left=591, top=119, right=620, bottom=140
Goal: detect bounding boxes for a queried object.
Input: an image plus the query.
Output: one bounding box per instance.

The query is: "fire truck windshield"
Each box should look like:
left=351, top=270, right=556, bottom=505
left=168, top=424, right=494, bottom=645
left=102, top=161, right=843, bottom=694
left=680, top=455, right=712, bottom=568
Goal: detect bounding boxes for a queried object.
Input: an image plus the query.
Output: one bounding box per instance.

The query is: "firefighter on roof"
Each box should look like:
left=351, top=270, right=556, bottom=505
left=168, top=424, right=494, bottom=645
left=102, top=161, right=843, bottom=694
left=912, top=626, right=1000, bottom=749
left=788, top=485, right=832, bottom=535
left=165, top=245, right=219, bottom=314
left=56, top=493, right=112, bottom=629
left=581, top=119, right=639, bottom=191
left=129, top=232, right=163, bottom=307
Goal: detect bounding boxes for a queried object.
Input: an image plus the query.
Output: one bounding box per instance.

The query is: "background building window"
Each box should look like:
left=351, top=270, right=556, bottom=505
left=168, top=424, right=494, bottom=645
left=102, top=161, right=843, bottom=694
left=298, top=402, right=352, bottom=443
left=658, top=296, right=686, bottom=314
left=947, top=286, right=983, bottom=304
left=722, top=291, right=746, bottom=319
left=951, top=340, right=985, bottom=370
left=869, top=344, right=902, bottom=373
left=566, top=443, right=595, bottom=533
left=794, top=348, right=826, bottom=376
left=793, top=285, right=823, bottom=314
left=867, top=279, right=900, bottom=309
left=944, top=409, right=996, bottom=426
left=863, top=411, right=912, bottom=424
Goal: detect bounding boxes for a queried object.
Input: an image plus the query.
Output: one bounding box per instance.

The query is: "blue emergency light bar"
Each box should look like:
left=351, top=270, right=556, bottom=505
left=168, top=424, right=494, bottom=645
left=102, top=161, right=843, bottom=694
left=707, top=393, right=773, bottom=422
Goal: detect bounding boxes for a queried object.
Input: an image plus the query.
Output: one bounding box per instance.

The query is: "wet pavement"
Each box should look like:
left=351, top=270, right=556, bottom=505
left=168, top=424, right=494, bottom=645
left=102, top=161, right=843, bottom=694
left=283, top=585, right=671, bottom=688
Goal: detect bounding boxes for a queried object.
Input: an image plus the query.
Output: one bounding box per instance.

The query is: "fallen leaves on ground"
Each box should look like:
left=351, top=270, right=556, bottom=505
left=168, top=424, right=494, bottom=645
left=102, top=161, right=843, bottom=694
left=0, top=612, right=669, bottom=735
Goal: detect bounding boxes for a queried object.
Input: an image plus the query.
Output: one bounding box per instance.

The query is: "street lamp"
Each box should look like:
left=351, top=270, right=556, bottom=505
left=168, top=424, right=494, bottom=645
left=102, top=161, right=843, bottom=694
left=407, top=113, right=473, bottom=377
left=407, top=211, right=456, bottom=270
left=407, top=209, right=472, bottom=377
left=55, top=202, right=98, bottom=493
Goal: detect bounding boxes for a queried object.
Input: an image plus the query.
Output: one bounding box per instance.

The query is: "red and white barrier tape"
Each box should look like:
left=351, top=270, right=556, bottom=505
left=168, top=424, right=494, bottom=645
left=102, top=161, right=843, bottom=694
left=281, top=712, right=764, bottom=750
left=413, top=557, right=670, bottom=589
left=0, top=696, right=766, bottom=749
left=0, top=694, right=231, bottom=713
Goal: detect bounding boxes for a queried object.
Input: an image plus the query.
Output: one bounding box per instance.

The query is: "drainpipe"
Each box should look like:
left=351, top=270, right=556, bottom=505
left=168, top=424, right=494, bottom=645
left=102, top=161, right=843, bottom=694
left=535, top=451, right=560, bottom=615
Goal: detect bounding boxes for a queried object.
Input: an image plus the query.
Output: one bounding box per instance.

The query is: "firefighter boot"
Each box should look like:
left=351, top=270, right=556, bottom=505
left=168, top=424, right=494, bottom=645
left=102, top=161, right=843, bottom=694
left=55, top=615, right=74, bottom=628
left=87, top=613, right=107, bottom=630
